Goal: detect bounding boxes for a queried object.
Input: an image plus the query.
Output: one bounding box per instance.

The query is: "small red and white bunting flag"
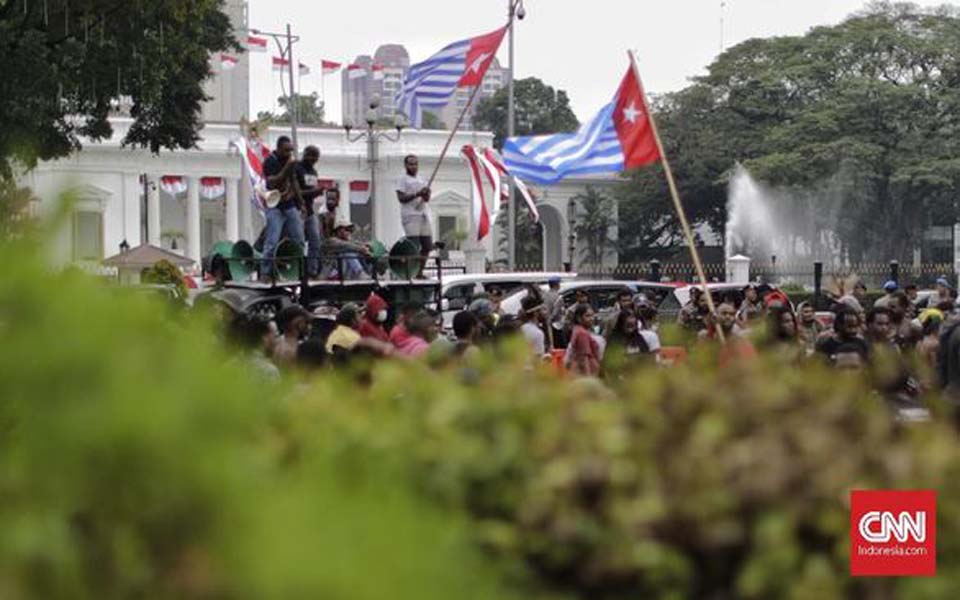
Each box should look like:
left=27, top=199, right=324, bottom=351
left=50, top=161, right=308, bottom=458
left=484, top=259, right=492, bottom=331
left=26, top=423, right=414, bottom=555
left=483, top=147, right=539, bottom=222
left=349, top=181, right=370, bottom=205
left=272, top=56, right=290, bottom=72
left=321, top=60, right=342, bottom=75
left=160, top=176, right=187, bottom=196
left=298, top=62, right=311, bottom=76
left=246, top=35, right=268, bottom=53
left=371, top=64, right=385, bottom=80
left=220, top=54, right=239, bottom=71
left=200, top=177, right=226, bottom=200
left=347, top=64, right=367, bottom=79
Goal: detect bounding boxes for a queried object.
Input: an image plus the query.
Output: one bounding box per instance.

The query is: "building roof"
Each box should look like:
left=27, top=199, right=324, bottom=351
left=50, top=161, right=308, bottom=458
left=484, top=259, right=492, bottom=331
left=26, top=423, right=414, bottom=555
left=373, top=44, right=410, bottom=67
left=102, top=244, right=195, bottom=268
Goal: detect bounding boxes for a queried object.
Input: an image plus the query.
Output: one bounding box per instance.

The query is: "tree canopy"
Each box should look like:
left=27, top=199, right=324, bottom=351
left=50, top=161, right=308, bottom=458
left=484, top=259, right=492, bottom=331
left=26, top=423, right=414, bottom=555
left=617, top=1, right=960, bottom=263
left=473, top=77, right=579, bottom=149
left=257, top=93, right=327, bottom=126
left=0, top=0, right=238, bottom=179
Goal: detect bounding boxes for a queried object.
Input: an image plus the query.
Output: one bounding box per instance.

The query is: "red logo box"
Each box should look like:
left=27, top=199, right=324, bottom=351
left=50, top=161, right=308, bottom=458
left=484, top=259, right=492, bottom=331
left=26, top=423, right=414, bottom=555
left=851, top=490, right=936, bottom=577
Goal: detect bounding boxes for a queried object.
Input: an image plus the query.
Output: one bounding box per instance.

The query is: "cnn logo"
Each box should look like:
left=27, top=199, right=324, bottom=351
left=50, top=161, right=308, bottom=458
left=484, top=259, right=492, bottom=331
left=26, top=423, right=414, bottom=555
left=858, top=511, right=926, bottom=543
left=850, top=490, right=936, bottom=577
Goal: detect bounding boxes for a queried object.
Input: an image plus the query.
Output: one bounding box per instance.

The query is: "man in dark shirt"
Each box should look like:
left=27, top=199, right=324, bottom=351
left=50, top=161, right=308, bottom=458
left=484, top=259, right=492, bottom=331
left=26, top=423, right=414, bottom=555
left=816, top=307, right=870, bottom=364
left=295, top=145, right=326, bottom=278
left=260, top=136, right=305, bottom=278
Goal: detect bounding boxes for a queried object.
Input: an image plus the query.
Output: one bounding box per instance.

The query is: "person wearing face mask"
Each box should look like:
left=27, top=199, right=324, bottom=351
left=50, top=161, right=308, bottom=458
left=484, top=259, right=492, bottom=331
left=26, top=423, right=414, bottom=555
left=358, top=292, right=391, bottom=343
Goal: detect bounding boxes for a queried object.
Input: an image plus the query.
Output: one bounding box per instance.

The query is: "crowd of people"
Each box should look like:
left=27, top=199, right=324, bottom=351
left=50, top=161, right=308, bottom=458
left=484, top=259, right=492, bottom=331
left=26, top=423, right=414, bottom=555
left=223, top=271, right=960, bottom=414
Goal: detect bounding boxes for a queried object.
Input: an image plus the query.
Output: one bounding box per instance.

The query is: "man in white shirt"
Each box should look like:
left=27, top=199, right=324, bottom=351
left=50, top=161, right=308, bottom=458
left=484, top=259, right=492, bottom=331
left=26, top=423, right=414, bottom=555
left=395, top=154, right=433, bottom=278
left=520, top=295, right=547, bottom=357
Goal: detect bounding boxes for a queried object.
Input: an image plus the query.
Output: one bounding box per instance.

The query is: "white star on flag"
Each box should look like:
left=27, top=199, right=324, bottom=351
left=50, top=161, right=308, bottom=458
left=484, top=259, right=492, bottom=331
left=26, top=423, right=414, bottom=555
left=622, top=102, right=641, bottom=124
left=468, top=52, right=491, bottom=74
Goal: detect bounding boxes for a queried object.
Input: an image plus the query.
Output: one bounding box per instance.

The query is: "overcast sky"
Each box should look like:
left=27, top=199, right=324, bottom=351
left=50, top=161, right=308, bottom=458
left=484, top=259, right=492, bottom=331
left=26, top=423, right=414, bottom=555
left=247, top=0, right=953, bottom=125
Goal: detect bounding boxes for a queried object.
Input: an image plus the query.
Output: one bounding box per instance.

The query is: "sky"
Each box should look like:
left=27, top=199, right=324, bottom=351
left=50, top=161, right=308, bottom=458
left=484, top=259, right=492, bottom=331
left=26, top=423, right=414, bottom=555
left=247, top=0, right=954, bottom=125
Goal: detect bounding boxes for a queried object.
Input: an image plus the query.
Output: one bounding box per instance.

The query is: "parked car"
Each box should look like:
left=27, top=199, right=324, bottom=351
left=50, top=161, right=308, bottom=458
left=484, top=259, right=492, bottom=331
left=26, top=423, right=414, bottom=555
left=658, top=282, right=790, bottom=321
left=439, top=272, right=578, bottom=328
left=500, top=280, right=678, bottom=320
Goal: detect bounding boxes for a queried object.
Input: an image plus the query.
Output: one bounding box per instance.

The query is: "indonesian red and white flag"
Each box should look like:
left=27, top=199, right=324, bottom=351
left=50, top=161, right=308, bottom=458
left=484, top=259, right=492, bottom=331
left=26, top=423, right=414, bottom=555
left=159, top=176, right=187, bottom=196
left=349, top=181, right=370, bottom=205
left=461, top=146, right=491, bottom=241
left=298, top=62, right=311, bottom=76
left=321, top=60, right=341, bottom=75
left=199, top=177, right=226, bottom=200
left=371, top=64, right=385, bottom=80
left=347, top=64, right=366, bottom=79
left=246, top=35, right=268, bottom=53
left=220, top=54, right=238, bottom=71
left=272, top=57, right=290, bottom=72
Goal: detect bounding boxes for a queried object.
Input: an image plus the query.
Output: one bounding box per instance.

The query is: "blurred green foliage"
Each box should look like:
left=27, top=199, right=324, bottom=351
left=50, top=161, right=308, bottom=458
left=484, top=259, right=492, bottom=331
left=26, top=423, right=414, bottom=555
left=1, top=219, right=959, bottom=599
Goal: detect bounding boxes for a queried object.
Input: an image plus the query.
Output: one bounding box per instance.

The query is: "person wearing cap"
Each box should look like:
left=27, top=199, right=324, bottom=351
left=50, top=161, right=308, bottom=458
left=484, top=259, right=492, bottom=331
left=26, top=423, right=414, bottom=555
left=468, top=297, right=498, bottom=340
left=322, top=217, right=371, bottom=280
left=520, top=295, right=548, bottom=357
left=273, top=304, right=312, bottom=367
left=934, top=277, right=954, bottom=306
left=874, top=280, right=899, bottom=309
left=325, top=303, right=363, bottom=355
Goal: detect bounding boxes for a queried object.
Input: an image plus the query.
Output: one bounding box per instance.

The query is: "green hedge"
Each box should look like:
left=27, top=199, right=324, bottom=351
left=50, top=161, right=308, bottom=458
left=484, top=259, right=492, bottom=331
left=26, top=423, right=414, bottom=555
left=1, top=225, right=958, bottom=599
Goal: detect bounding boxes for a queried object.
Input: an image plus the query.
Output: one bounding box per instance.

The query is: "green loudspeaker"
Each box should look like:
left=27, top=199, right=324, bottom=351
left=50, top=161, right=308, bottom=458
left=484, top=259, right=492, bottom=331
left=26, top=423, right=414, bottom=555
left=275, top=239, right=304, bottom=281
left=369, top=240, right=389, bottom=276
left=207, top=241, right=234, bottom=280
left=388, top=237, right=421, bottom=279
left=228, top=240, right=259, bottom=281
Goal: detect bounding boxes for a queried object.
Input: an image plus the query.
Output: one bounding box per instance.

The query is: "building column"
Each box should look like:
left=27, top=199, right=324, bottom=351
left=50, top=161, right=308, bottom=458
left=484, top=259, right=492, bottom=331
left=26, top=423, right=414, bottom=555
left=225, top=177, right=240, bottom=242
left=147, top=174, right=161, bottom=247
left=186, top=176, right=202, bottom=264
left=339, top=178, right=351, bottom=223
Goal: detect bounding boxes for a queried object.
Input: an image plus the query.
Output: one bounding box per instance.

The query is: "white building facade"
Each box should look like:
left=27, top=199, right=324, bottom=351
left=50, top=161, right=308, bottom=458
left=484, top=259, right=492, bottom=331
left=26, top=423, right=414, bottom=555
left=25, top=120, right=615, bottom=275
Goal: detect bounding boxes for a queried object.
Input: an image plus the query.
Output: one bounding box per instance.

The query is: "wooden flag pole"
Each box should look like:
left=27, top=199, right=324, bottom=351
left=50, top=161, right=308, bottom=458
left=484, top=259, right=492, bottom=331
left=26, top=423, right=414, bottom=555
left=627, top=50, right=725, bottom=344
left=424, top=81, right=484, bottom=190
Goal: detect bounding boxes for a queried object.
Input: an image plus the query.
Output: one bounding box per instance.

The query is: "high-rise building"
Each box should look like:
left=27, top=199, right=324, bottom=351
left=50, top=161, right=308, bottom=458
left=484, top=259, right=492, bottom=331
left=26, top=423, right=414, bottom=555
left=341, top=44, right=508, bottom=130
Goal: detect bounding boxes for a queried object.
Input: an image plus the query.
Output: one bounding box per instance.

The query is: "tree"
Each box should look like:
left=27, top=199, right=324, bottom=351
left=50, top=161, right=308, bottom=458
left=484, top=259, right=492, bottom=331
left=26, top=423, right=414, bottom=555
left=0, top=0, right=238, bottom=180
left=0, top=179, right=39, bottom=239
left=421, top=111, right=445, bottom=130
left=572, top=186, right=618, bottom=273
left=616, top=1, right=960, bottom=264
left=257, top=92, right=326, bottom=126
left=473, top=77, right=579, bottom=150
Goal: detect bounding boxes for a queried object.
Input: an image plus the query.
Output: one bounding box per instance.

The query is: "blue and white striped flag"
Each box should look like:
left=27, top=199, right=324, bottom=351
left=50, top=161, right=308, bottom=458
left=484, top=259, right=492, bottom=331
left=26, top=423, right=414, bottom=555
left=396, top=26, right=507, bottom=129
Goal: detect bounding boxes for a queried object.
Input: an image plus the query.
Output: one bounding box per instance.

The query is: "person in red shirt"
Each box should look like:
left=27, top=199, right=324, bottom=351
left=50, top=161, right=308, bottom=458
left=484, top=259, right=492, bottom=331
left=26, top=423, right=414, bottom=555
left=567, top=304, right=601, bottom=377
left=357, top=292, right=390, bottom=342
left=389, top=302, right=420, bottom=347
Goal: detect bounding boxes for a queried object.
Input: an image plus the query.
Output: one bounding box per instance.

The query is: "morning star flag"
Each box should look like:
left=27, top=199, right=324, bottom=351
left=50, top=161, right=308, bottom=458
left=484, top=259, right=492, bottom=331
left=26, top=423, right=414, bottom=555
left=503, top=65, right=660, bottom=185
left=395, top=25, right=507, bottom=129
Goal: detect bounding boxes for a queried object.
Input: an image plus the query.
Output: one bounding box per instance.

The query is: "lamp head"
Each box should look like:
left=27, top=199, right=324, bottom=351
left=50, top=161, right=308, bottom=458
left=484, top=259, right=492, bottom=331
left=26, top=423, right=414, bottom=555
left=394, top=113, right=407, bottom=132
left=369, top=94, right=382, bottom=110
left=365, top=108, right=378, bottom=126
left=342, top=117, right=354, bottom=132
left=516, top=1, right=526, bottom=20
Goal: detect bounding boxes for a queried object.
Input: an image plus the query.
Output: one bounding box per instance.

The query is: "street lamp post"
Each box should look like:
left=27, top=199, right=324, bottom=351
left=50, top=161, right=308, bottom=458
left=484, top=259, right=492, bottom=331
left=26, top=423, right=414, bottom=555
left=506, top=0, right=526, bottom=271
left=251, top=25, right=301, bottom=149
left=343, top=95, right=406, bottom=239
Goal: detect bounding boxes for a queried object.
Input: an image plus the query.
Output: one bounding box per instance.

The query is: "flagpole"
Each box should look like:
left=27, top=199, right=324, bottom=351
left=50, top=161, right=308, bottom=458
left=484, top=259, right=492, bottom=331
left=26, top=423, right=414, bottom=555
left=424, top=81, right=484, bottom=190
left=627, top=50, right=725, bottom=343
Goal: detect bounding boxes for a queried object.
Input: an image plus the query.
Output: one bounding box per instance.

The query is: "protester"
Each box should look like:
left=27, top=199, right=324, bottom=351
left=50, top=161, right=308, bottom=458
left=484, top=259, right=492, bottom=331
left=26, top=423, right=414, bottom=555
left=325, top=303, right=363, bottom=355
left=678, top=287, right=709, bottom=332
left=260, top=136, right=305, bottom=279
left=228, top=313, right=279, bottom=380
left=563, top=289, right=592, bottom=336
left=566, top=303, right=601, bottom=377
left=296, top=338, right=327, bottom=372
left=520, top=295, right=547, bottom=357
left=489, top=287, right=506, bottom=316
left=916, top=308, right=944, bottom=371
left=395, top=154, right=432, bottom=278
left=451, top=310, right=481, bottom=360
left=544, top=277, right=562, bottom=319
left=698, top=302, right=747, bottom=342
left=766, top=305, right=800, bottom=346
left=888, top=291, right=922, bottom=351
left=468, top=297, right=499, bottom=340
left=389, top=303, right=421, bottom=348
left=296, top=145, right=326, bottom=278
left=273, top=305, right=311, bottom=367
left=357, top=292, right=390, bottom=342
left=796, top=302, right=823, bottom=356
left=604, top=310, right=659, bottom=374
left=324, top=218, right=371, bottom=280
left=395, top=310, right=433, bottom=358
left=816, top=307, right=870, bottom=364
left=853, top=281, right=869, bottom=307
left=699, top=302, right=758, bottom=363
left=874, top=280, right=899, bottom=309
left=864, top=307, right=896, bottom=352
left=603, top=289, right=635, bottom=338
left=736, top=284, right=764, bottom=325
